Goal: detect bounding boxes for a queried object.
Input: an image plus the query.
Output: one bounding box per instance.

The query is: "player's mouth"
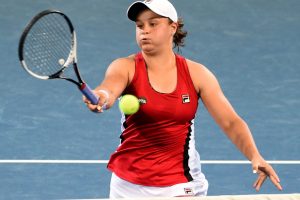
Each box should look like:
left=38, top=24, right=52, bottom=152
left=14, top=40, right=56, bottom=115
left=140, top=38, right=151, bottom=44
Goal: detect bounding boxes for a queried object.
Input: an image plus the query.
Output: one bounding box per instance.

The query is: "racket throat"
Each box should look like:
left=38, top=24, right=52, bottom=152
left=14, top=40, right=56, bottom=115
left=73, top=63, right=84, bottom=83
left=79, top=82, right=88, bottom=90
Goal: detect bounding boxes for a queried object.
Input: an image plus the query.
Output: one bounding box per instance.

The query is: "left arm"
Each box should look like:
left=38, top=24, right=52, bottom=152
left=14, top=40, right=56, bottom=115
left=187, top=60, right=282, bottom=191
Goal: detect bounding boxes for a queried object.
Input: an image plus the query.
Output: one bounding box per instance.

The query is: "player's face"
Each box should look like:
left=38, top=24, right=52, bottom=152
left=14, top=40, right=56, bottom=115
left=135, top=9, right=177, bottom=54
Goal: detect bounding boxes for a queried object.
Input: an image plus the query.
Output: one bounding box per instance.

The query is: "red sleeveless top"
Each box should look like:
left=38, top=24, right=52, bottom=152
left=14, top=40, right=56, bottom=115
left=107, top=52, right=200, bottom=186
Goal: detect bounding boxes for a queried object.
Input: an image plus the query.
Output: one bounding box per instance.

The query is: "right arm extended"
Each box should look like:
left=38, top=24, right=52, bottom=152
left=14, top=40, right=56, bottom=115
left=83, top=56, right=135, bottom=112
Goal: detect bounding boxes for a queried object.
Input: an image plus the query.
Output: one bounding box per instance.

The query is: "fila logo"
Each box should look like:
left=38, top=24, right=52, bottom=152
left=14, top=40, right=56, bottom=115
left=182, top=94, right=190, bottom=103
left=184, top=187, right=194, bottom=195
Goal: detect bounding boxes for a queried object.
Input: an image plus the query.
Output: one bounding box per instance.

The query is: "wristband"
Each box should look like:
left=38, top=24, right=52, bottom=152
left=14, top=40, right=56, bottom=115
left=98, top=89, right=110, bottom=110
left=98, top=89, right=110, bottom=99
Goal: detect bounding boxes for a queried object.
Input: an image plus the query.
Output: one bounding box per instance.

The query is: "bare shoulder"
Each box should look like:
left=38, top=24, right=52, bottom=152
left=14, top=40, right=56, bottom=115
left=186, top=59, right=211, bottom=76
left=105, top=54, right=136, bottom=84
left=109, top=54, right=135, bottom=68
left=106, top=54, right=135, bottom=73
left=185, top=58, right=217, bottom=93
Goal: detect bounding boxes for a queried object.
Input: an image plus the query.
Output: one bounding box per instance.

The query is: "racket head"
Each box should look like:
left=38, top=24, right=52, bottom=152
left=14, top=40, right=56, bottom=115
left=18, top=9, right=76, bottom=80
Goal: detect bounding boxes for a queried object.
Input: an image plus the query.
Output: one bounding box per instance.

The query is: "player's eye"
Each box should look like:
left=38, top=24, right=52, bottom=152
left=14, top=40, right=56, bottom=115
left=149, top=21, right=158, bottom=27
left=136, top=23, right=143, bottom=29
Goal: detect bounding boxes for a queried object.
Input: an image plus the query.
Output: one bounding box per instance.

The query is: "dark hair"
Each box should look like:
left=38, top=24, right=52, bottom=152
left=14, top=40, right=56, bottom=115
left=171, top=17, right=187, bottom=51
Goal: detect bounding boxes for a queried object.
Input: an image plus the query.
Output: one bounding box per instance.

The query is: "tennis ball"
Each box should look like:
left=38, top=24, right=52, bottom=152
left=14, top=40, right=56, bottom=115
left=119, top=94, right=140, bottom=115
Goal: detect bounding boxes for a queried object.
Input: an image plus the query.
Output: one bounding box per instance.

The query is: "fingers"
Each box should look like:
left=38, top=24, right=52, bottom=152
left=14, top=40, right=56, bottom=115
left=265, top=165, right=280, bottom=183
left=264, top=164, right=282, bottom=190
left=85, top=101, right=104, bottom=113
left=253, top=171, right=282, bottom=191
left=253, top=173, right=267, bottom=191
left=257, top=163, right=281, bottom=184
left=270, top=174, right=283, bottom=191
left=83, top=96, right=103, bottom=113
left=252, top=164, right=267, bottom=191
left=251, top=160, right=283, bottom=191
left=82, top=89, right=110, bottom=113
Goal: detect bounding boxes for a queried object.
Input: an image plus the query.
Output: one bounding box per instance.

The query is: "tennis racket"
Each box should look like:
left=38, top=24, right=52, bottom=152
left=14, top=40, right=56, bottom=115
left=18, top=9, right=99, bottom=104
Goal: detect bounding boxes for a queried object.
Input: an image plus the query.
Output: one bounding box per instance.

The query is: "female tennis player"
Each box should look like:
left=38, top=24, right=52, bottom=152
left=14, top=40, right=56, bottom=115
left=84, top=0, right=282, bottom=198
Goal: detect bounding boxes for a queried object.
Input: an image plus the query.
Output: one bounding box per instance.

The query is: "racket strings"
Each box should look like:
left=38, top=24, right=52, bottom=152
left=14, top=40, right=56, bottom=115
left=23, top=13, right=73, bottom=77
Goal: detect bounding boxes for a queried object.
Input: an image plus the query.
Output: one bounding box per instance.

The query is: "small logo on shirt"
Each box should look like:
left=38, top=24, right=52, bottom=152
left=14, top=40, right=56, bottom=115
left=138, top=97, right=147, bottom=104
left=182, top=94, right=190, bottom=104
left=184, top=187, right=194, bottom=195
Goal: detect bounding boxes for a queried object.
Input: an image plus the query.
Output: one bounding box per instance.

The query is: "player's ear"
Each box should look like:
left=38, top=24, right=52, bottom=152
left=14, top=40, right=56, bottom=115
left=170, top=21, right=177, bottom=36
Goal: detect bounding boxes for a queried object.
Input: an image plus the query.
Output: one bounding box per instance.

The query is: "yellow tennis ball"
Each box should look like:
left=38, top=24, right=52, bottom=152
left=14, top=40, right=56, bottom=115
left=119, top=94, right=140, bottom=115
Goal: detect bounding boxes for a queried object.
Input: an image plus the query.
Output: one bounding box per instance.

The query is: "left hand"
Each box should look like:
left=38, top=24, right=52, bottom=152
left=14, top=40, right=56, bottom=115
left=251, top=156, right=282, bottom=191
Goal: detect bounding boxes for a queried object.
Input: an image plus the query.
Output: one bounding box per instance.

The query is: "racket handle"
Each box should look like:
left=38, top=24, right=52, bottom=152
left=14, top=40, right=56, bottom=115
left=80, top=83, right=99, bottom=105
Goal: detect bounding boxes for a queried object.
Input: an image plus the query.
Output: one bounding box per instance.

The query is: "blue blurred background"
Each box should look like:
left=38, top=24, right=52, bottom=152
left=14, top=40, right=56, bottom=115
left=0, top=0, right=299, bottom=199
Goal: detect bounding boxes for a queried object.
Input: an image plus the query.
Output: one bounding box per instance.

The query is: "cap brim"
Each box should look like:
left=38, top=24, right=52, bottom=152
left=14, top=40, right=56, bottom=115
left=127, top=2, right=149, bottom=21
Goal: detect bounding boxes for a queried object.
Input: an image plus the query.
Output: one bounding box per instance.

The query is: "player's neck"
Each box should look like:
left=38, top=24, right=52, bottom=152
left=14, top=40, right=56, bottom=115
left=142, top=49, right=176, bottom=71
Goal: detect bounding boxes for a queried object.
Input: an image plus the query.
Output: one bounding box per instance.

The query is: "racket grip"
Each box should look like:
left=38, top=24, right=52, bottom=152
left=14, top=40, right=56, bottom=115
left=80, top=83, right=99, bottom=105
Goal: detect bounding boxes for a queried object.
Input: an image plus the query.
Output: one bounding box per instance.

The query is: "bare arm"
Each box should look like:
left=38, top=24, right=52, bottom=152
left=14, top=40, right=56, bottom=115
left=83, top=56, right=135, bottom=112
left=199, top=66, right=259, bottom=161
left=187, top=60, right=282, bottom=191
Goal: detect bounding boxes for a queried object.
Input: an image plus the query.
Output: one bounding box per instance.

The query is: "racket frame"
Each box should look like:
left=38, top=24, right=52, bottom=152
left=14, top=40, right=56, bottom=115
left=18, top=9, right=99, bottom=104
